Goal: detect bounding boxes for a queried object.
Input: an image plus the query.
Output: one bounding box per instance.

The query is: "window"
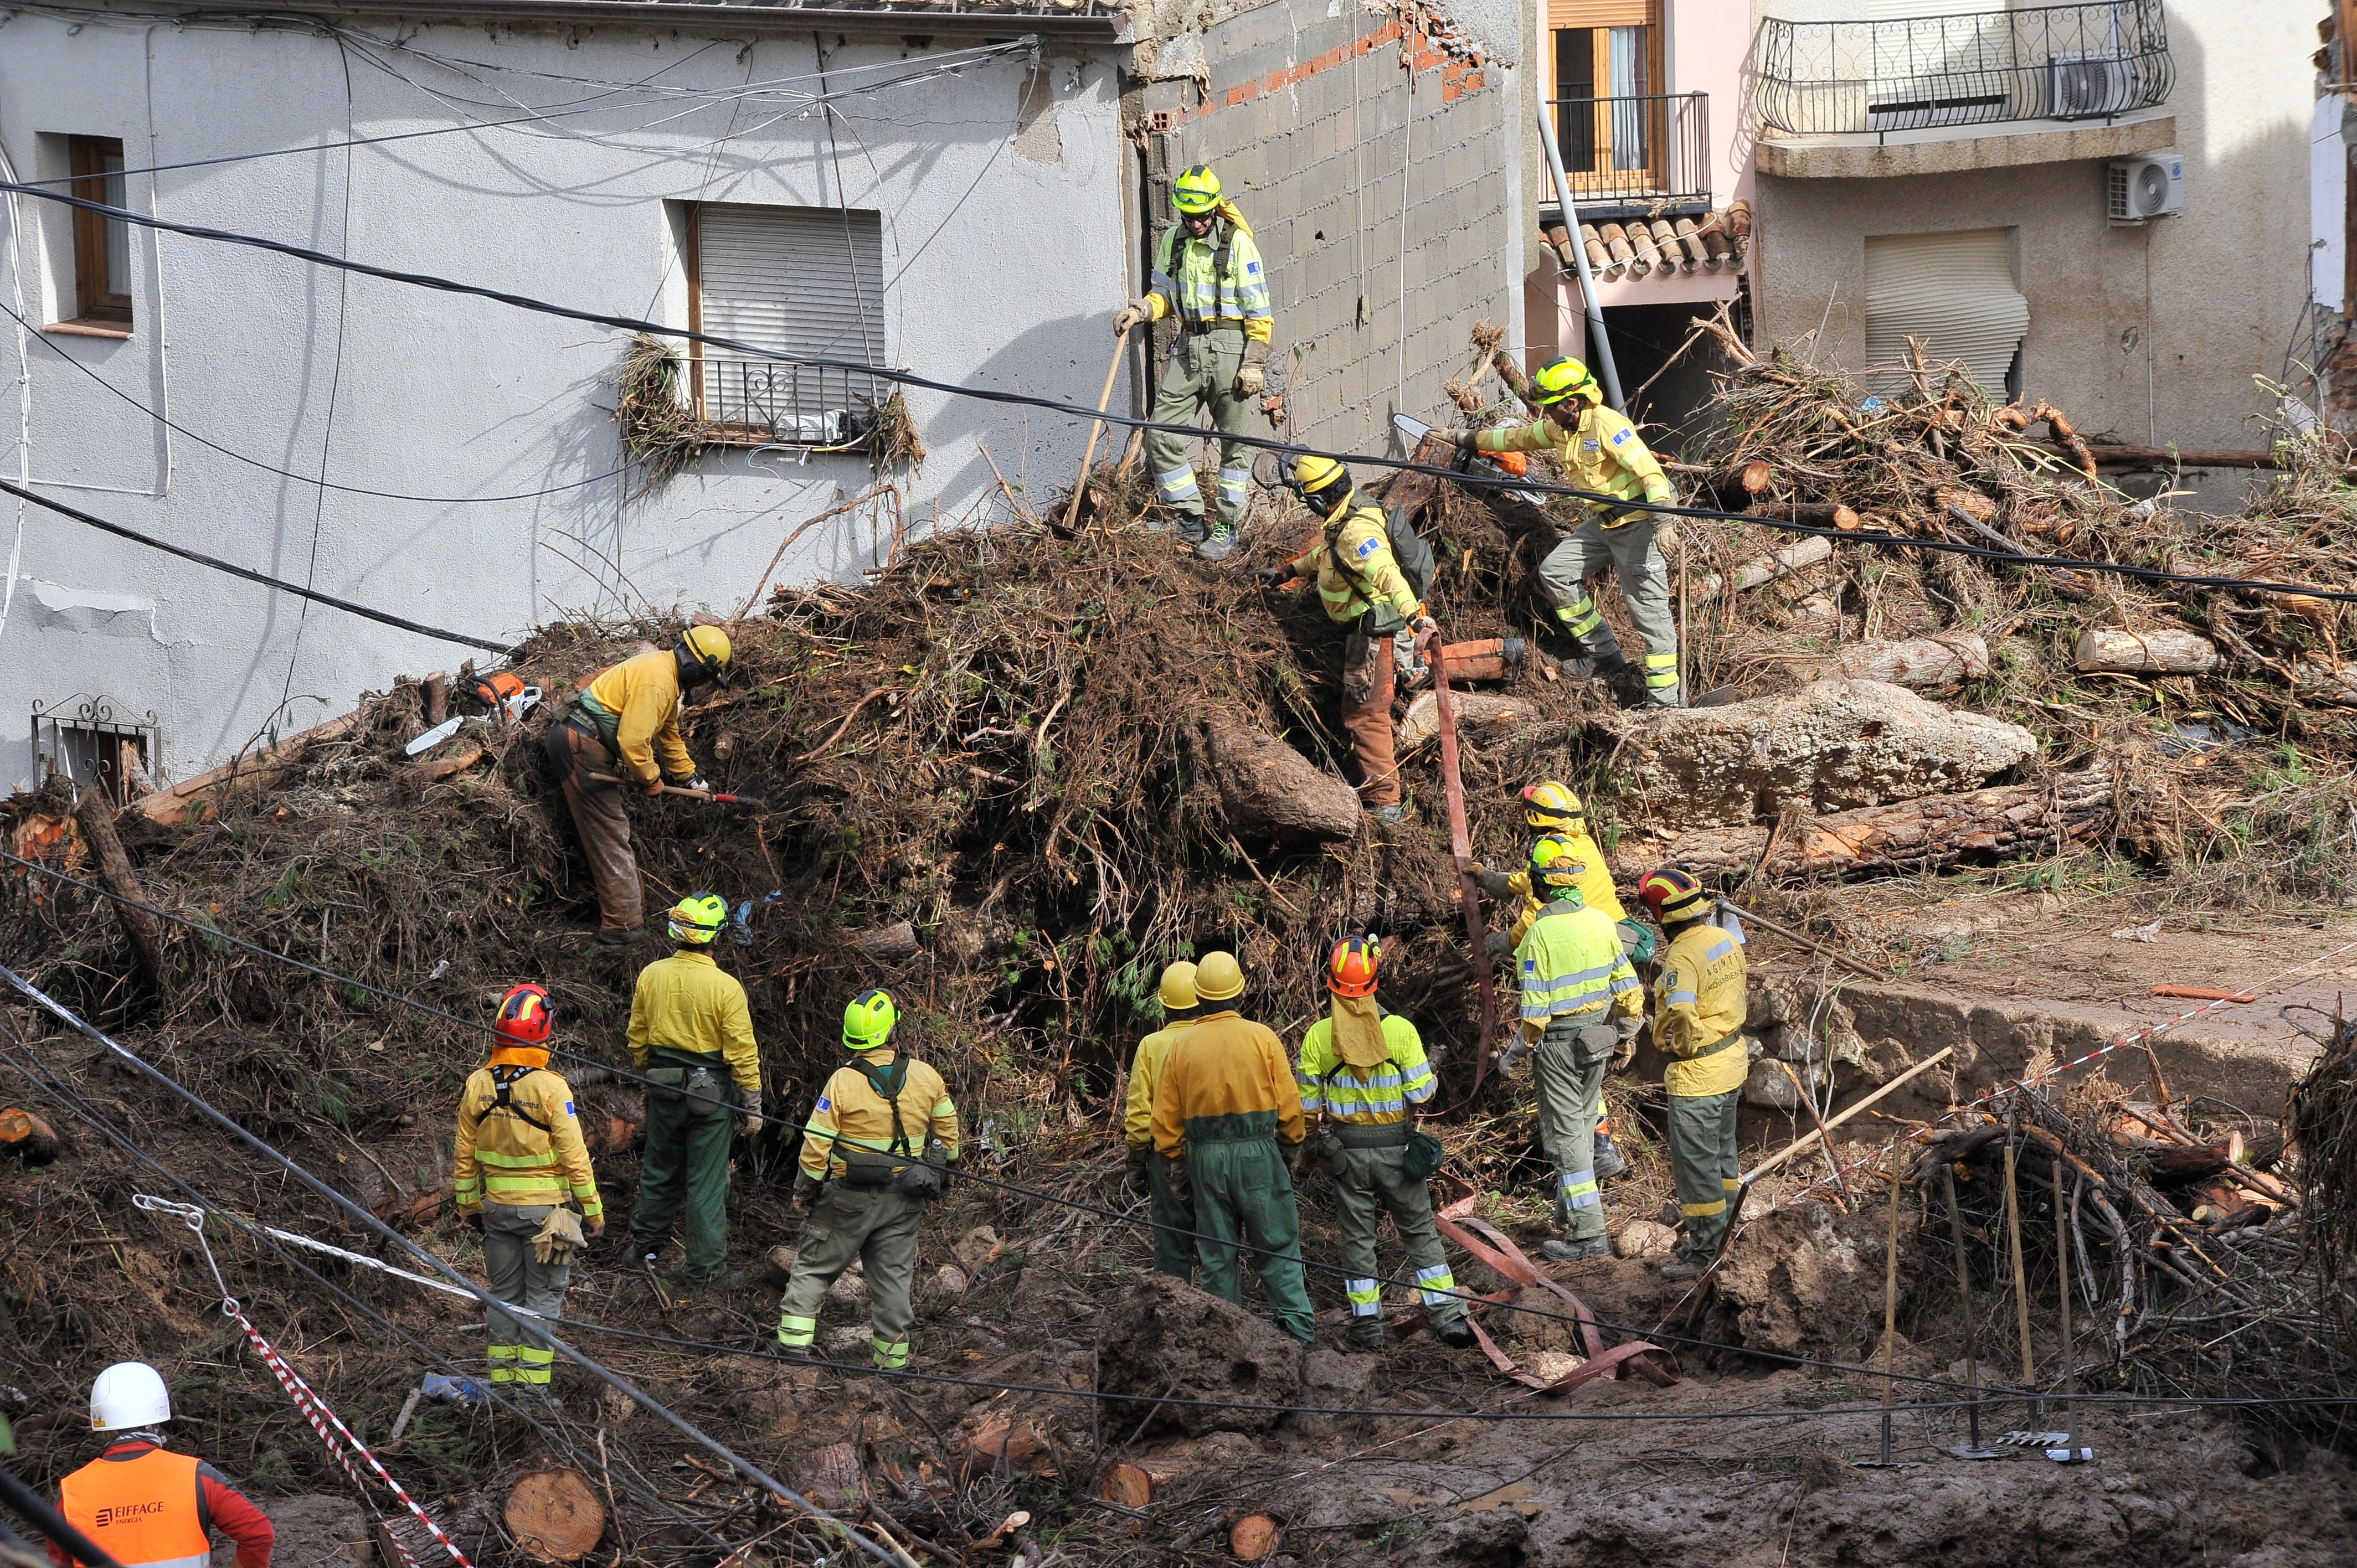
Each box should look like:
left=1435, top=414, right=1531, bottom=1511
left=685, top=201, right=887, bottom=447
left=1863, top=229, right=2029, bottom=395
left=32, top=698, right=161, bottom=805
left=66, top=135, right=131, bottom=331
left=1547, top=2, right=1668, bottom=197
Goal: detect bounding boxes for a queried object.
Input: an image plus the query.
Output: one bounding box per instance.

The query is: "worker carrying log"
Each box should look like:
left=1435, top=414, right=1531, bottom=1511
left=1151, top=951, right=1317, bottom=1343
left=1125, top=960, right=1202, bottom=1281
left=1436, top=357, right=1684, bottom=707
left=1294, top=936, right=1475, bottom=1352
left=1256, top=453, right=1438, bottom=824
left=53, top=1362, right=275, bottom=1568
left=1638, top=868, right=1748, bottom=1282
left=1114, top=164, right=1274, bottom=561
left=540, top=626, right=733, bottom=944
left=1512, top=835, right=1644, bottom=1262
left=627, top=893, right=761, bottom=1296
left=777, top=989, right=960, bottom=1369
left=452, top=983, right=604, bottom=1405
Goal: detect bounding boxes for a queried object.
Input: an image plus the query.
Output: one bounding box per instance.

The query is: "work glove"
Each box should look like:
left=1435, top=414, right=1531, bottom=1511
left=1161, top=1153, right=1192, bottom=1212
left=789, top=1172, right=819, bottom=1215
left=462, top=1211, right=485, bottom=1234
left=1481, top=929, right=1514, bottom=961
left=683, top=774, right=712, bottom=794
left=642, top=776, right=666, bottom=796
left=739, top=1088, right=764, bottom=1137
left=1113, top=297, right=1154, bottom=334
left=1433, top=427, right=1474, bottom=451
left=1643, top=474, right=1677, bottom=507
left=1613, top=1014, right=1645, bottom=1069
left=585, top=1219, right=606, bottom=1240
left=1412, top=613, right=1440, bottom=642
left=1234, top=363, right=1265, bottom=396
left=1474, top=868, right=1516, bottom=901
left=1496, top=1038, right=1530, bottom=1076
left=1254, top=565, right=1289, bottom=587
left=1123, top=1147, right=1151, bottom=1195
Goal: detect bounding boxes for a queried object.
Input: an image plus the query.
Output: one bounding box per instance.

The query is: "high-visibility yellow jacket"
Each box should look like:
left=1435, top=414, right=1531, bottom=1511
left=798, top=1048, right=961, bottom=1180
left=1501, top=831, right=1625, bottom=944
left=1654, top=918, right=1750, bottom=1098
left=1515, top=895, right=1643, bottom=1043
left=1125, top=1019, right=1195, bottom=1152
left=1144, top=202, right=1274, bottom=344
left=1152, top=1008, right=1306, bottom=1157
left=1295, top=1012, right=1434, bottom=1127
left=452, top=1051, right=602, bottom=1220
left=1284, top=503, right=1422, bottom=629
left=574, top=647, right=697, bottom=786
left=627, top=951, right=761, bottom=1098
left=1477, top=404, right=1672, bottom=517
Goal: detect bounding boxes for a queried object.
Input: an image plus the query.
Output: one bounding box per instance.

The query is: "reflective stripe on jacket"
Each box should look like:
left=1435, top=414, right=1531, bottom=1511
left=452, top=1053, right=601, bottom=1219
left=1295, top=1012, right=1433, bottom=1126
left=1515, top=897, right=1641, bottom=1040
left=1124, top=1020, right=1194, bottom=1152
left=626, top=951, right=761, bottom=1097
left=1654, top=918, right=1751, bottom=1098
left=1284, top=503, right=1421, bottom=627
left=1151, top=1009, right=1306, bottom=1157
left=577, top=647, right=695, bottom=786
left=1478, top=404, right=1667, bottom=508
left=799, top=1049, right=961, bottom=1180
left=1145, top=203, right=1274, bottom=343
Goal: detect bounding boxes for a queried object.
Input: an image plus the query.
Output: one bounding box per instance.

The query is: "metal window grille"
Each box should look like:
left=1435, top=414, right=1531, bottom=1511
left=31, top=697, right=162, bottom=805
left=1543, top=91, right=1712, bottom=215
left=691, top=202, right=890, bottom=448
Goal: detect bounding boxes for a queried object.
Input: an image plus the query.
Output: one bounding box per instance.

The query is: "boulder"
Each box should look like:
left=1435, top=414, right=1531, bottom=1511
left=1613, top=1219, right=1678, bottom=1260
left=1097, top=1275, right=1306, bottom=1436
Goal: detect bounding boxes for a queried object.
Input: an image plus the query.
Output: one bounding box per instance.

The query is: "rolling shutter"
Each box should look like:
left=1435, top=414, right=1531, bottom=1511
left=1863, top=228, right=2027, bottom=394
left=696, top=203, right=885, bottom=364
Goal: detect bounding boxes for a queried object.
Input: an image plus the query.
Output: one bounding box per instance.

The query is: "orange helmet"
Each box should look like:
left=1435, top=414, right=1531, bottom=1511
left=1638, top=866, right=1710, bottom=926
left=495, top=983, right=554, bottom=1046
left=1327, top=934, right=1381, bottom=998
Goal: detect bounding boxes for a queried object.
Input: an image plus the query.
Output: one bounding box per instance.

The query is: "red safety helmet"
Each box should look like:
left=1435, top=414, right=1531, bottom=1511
left=1638, top=866, right=1710, bottom=926
left=1327, top=934, right=1381, bottom=998
left=494, top=983, right=554, bottom=1046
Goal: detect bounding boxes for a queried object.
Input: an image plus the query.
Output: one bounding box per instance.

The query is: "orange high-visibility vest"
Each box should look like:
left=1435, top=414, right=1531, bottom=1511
left=58, top=1449, right=212, bottom=1568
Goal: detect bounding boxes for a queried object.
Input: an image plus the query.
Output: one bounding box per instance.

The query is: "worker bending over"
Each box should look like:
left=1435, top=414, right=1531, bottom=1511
left=541, top=626, right=733, bottom=943
left=54, top=1363, right=274, bottom=1568
left=1151, top=951, right=1316, bottom=1342
left=1639, top=868, right=1749, bottom=1281
left=1295, top=936, right=1474, bottom=1352
left=1260, top=453, right=1437, bottom=824
left=452, top=983, right=603, bottom=1405
left=628, top=893, right=762, bottom=1293
left=1115, top=164, right=1274, bottom=560
left=778, top=990, right=961, bottom=1369
left=1438, top=358, right=1683, bottom=706
left=1125, top=960, right=1202, bottom=1280
left=1514, top=835, right=1643, bottom=1262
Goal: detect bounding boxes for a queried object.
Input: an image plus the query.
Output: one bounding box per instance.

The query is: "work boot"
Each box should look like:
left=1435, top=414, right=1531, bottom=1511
left=1173, top=510, right=1210, bottom=546
left=1197, top=520, right=1237, bottom=561
left=1434, top=1317, right=1476, bottom=1350
left=596, top=926, right=646, bottom=947
left=1541, top=1237, right=1610, bottom=1263
left=1345, top=1316, right=1387, bottom=1352
left=1593, top=1131, right=1626, bottom=1182
left=1658, top=1255, right=1708, bottom=1283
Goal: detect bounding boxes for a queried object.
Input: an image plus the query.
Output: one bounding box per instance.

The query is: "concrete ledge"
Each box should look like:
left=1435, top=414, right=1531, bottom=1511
left=1757, top=111, right=2174, bottom=179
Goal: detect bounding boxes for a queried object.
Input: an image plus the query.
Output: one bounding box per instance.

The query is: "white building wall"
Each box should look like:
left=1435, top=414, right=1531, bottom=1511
left=0, top=5, right=1130, bottom=784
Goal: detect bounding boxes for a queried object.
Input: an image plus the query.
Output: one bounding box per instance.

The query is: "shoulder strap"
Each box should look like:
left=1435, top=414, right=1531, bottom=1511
left=489, top=1065, right=553, bottom=1134
left=1211, top=219, right=1236, bottom=309
left=850, top=1058, right=915, bottom=1157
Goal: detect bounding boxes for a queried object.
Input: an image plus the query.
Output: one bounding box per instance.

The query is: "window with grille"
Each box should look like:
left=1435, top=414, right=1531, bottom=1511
left=687, top=202, right=888, bottom=448
left=32, top=698, right=161, bottom=804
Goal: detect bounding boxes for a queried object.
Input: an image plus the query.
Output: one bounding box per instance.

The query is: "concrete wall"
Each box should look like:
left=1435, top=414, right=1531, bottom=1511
left=0, top=4, right=1130, bottom=786
left=1133, top=0, right=1525, bottom=456
left=1748, top=3, right=2316, bottom=457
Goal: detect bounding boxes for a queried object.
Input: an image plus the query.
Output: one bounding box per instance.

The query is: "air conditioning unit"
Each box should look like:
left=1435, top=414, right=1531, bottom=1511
left=2049, top=53, right=2132, bottom=120
left=2108, top=153, right=2185, bottom=221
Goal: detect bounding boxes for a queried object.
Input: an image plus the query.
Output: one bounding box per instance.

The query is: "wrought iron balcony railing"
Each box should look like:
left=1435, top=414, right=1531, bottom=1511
left=1756, top=0, right=2172, bottom=138
left=694, top=355, right=886, bottom=448
left=1546, top=90, right=1711, bottom=213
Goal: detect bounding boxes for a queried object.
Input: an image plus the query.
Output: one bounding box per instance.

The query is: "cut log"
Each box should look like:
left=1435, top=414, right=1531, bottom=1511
left=1, top=1107, right=61, bottom=1163
left=72, top=783, right=168, bottom=995
left=502, top=1469, right=605, bottom=1562
left=1434, top=637, right=1525, bottom=684
left=1607, top=770, right=2113, bottom=881
left=135, top=711, right=361, bottom=827
left=1229, top=1516, right=1281, bottom=1562
left=850, top=919, right=920, bottom=963
left=1397, top=690, right=1530, bottom=751
left=958, top=1411, right=1058, bottom=1478
left=406, top=743, right=487, bottom=786
left=796, top=1441, right=865, bottom=1510
left=421, top=673, right=450, bottom=726
left=1099, top=1462, right=1154, bottom=1508
left=1792, top=633, right=1990, bottom=689
left=1689, top=535, right=1834, bottom=604
left=2073, top=628, right=2218, bottom=676
left=1199, top=718, right=1361, bottom=843
left=2291, top=662, right=2357, bottom=704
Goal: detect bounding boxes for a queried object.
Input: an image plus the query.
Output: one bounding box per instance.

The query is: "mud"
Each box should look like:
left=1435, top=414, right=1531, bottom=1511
left=1098, top=1275, right=1306, bottom=1436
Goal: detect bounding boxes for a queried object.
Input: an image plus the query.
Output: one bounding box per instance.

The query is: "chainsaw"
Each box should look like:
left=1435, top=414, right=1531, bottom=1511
left=1392, top=414, right=1548, bottom=508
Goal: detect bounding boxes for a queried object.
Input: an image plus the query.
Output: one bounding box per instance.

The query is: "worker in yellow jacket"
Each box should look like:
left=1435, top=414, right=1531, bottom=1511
left=1125, top=961, right=1201, bottom=1280
left=1151, top=951, right=1315, bottom=1342
left=626, top=893, right=761, bottom=1291
left=1638, top=868, right=1749, bottom=1281
left=1437, top=358, right=1682, bottom=706
left=541, top=626, right=733, bottom=943
left=453, top=983, right=603, bottom=1404
left=778, top=989, right=961, bottom=1369
left=1115, top=164, right=1274, bottom=560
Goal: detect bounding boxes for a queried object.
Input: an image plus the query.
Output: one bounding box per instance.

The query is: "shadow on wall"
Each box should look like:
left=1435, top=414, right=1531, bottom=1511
left=915, top=308, right=1139, bottom=528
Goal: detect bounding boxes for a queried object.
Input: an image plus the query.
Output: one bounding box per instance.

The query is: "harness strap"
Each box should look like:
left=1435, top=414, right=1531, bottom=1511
left=488, top=1066, right=552, bottom=1134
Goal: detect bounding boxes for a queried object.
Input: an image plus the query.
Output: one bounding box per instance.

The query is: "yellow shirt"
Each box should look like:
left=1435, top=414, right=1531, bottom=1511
left=1284, top=502, right=1422, bottom=628
left=1654, top=919, right=1750, bottom=1098
left=626, top=950, right=761, bottom=1097
left=798, top=1049, right=961, bottom=1180
left=452, top=1055, right=602, bottom=1220
left=1151, top=1009, right=1307, bottom=1157
left=581, top=648, right=697, bottom=786
left=1478, top=404, right=1669, bottom=510
left=1125, top=1019, right=1195, bottom=1152
left=1502, top=829, right=1625, bottom=944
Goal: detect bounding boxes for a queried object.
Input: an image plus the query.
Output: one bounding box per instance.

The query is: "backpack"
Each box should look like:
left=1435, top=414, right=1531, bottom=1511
left=837, top=1058, right=946, bottom=1199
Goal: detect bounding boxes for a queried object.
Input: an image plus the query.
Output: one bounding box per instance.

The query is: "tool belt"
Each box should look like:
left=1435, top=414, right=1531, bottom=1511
left=641, top=1051, right=725, bottom=1110
left=1332, top=1123, right=1411, bottom=1148
left=1678, top=1028, right=1746, bottom=1062
left=836, top=1145, right=946, bottom=1198
left=1591, top=501, right=1651, bottom=530
left=1178, top=319, right=1243, bottom=336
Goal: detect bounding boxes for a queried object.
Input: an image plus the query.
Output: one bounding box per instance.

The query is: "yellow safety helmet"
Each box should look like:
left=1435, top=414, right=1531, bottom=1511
left=1173, top=165, right=1223, bottom=216
left=667, top=891, right=728, bottom=946
left=842, top=988, right=900, bottom=1051
left=1521, top=781, right=1586, bottom=832
left=1289, top=451, right=1354, bottom=519
left=675, top=624, right=733, bottom=688
left=1526, top=834, right=1589, bottom=896
left=1192, top=950, right=1246, bottom=1004
left=1157, top=960, right=1200, bottom=1015
left=1531, top=357, right=1604, bottom=409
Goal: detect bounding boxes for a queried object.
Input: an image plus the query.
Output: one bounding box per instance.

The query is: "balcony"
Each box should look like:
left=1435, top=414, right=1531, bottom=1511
left=1754, top=0, right=2175, bottom=179
left=1546, top=91, right=1711, bottom=217
left=693, top=356, right=886, bottom=450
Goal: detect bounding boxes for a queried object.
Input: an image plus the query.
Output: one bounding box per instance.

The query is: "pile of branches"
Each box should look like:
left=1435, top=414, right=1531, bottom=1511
left=2290, top=1008, right=2357, bottom=1351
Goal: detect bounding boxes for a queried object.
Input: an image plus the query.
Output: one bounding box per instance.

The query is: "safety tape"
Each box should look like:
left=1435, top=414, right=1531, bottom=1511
left=233, top=1309, right=472, bottom=1568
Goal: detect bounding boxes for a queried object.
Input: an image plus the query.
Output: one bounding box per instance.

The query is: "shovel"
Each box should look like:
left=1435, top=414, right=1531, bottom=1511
left=587, top=772, right=768, bottom=808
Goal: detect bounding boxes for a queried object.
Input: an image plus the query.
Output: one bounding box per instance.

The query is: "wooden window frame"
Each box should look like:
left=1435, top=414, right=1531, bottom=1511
left=66, top=135, right=132, bottom=332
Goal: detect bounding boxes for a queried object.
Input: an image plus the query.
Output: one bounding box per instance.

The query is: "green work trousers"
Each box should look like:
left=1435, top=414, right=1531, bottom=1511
left=775, top=1184, right=924, bottom=1369
left=482, top=1203, right=570, bottom=1386
left=1668, top=1087, right=1742, bottom=1262
left=1144, top=326, right=1254, bottom=538
left=630, top=1060, right=735, bottom=1283
left=1186, top=1133, right=1316, bottom=1343
left=1536, top=513, right=1680, bottom=705
left=1149, top=1152, right=1197, bottom=1281
left=1533, top=1016, right=1617, bottom=1241
left=1331, top=1143, right=1465, bottom=1326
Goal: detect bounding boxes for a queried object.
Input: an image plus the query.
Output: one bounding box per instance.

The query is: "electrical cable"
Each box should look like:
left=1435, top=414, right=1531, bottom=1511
left=5, top=179, right=2352, bottom=607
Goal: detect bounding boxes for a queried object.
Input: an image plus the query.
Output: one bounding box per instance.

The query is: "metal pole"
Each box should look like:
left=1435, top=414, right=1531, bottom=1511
left=1533, top=102, right=1625, bottom=409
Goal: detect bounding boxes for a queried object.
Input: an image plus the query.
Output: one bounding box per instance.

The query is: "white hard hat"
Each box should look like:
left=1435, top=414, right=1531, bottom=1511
left=90, top=1362, right=171, bottom=1431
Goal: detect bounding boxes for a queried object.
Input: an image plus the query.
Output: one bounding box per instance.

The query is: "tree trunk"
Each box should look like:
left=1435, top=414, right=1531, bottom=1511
left=1792, top=633, right=1990, bottom=689
left=1689, top=536, right=1834, bottom=604
left=1396, top=690, right=1531, bottom=751
left=1, top=1107, right=61, bottom=1163
left=2073, top=628, right=2217, bottom=675
left=1198, top=718, right=1361, bottom=843
left=71, top=782, right=168, bottom=996
left=501, top=1470, right=606, bottom=1562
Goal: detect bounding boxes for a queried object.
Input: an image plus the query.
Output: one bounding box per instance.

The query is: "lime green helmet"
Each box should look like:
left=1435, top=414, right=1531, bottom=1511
left=1173, top=165, right=1223, bottom=216
left=1527, top=834, right=1589, bottom=898
left=667, top=891, right=727, bottom=946
left=1532, top=357, right=1604, bottom=409
left=842, top=988, right=900, bottom=1051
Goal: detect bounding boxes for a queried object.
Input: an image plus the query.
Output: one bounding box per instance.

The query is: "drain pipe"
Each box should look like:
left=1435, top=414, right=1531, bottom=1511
left=1535, top=103, right=1624, bottom=410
